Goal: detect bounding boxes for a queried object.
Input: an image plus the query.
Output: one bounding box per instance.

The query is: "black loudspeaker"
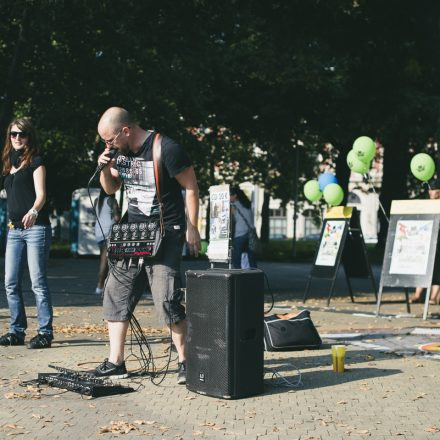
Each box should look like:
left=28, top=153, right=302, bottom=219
left=186, top=268, right=264, bottom=399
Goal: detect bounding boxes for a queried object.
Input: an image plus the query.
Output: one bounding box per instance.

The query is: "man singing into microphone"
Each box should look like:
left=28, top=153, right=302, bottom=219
left=94, top=107, right=200, bottom=384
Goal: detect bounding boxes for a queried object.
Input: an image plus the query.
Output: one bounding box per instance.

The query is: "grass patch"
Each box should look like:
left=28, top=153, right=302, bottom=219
left=50, top=240, right=71, bottom=258
left=49, top=238, right=385, bottom=264
left=262, top=239, right=384, bottom=264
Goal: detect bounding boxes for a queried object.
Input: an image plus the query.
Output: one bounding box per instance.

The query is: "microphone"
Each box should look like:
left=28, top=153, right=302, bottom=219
left=96, top=148, right=118, bottom=173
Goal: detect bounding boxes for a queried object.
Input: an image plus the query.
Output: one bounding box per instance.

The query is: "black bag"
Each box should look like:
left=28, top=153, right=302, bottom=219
left=107, top=133, right=165, bottom=260
left=248, top=227, right=262, bottom=255
left=263, top=310, right=322, bottom=351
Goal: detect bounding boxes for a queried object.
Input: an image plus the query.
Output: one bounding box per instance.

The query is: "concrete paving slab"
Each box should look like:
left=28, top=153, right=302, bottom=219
left=0, top=257, right=439, bottom=439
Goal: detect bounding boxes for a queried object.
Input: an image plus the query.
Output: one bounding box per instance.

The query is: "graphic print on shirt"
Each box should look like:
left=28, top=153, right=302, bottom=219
left=116, top=155, right=159, bottom=219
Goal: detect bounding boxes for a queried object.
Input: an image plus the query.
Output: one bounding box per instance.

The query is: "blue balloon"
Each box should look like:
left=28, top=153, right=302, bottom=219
left=318, top=172, right=338, bottom=191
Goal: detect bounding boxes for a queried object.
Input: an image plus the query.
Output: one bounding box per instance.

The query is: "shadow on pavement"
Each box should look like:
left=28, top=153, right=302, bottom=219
left=263, top=366, right=401, bottom=394
left=262, top=350, right=401, bottom=395
left=264, top=350, right=394, bottom=369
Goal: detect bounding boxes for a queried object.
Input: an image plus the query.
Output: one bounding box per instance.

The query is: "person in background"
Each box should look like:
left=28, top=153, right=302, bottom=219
left=411, top=187, right=440, bottom=305
left=94, top=188, right=120, bottom=295
left=230, top=185, right=257, bottom=269
left=0, top=118, right=53, bottom=349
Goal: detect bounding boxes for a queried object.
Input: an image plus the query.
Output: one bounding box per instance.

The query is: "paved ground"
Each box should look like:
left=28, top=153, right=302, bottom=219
left=0, top=257, right=439, bottom=439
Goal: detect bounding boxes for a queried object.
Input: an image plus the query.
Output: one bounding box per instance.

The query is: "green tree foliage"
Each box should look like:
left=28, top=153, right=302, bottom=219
left=0, top=0, right=438, bottom=244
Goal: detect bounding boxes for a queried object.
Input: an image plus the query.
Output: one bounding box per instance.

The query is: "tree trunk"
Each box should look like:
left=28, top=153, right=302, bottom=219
left=377, top=134, right=410, bottom=247
left=205, top=199, right=210, bottom=241
left=335, top=141, right=352, bottom=205
left=260, top=189, right=270, bottom=243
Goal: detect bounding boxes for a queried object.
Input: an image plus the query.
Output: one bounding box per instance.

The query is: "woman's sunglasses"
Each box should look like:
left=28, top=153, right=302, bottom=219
left=10, top=131, right=28, bottom=139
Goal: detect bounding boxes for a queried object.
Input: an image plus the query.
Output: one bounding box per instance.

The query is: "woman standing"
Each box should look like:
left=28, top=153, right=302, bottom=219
left=0, top=118, right=53, bottom=349
left=230, top=185, right=257, bottom=269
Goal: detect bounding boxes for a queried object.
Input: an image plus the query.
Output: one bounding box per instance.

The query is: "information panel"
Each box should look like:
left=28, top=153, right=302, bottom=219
left=379, top=200, right=440, bottom=288
left=304, top=206, right=376, bottom=306
left=315, top=220, right=346, bottom=267
left=376, top=199, right=440, bottom=320
left=206, top=184, right=230, bottom=262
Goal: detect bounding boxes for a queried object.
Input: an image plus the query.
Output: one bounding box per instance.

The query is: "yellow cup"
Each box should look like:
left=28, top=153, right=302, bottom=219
left=331, top=345, right=346, bottom=373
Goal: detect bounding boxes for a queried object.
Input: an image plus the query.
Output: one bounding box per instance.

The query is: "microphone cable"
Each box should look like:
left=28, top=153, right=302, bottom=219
left=242, top=268, right=275, bottom=315
left=86, top=163, right=176, bottom=386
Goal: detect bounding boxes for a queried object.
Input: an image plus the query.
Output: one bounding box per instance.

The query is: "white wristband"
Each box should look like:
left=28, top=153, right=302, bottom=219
left=29, top=208, right=38, bottom=218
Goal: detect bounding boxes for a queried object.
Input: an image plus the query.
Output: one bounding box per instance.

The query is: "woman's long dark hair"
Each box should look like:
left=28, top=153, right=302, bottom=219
left=2, top=118, right=39, bottom=175
left=231, top=185, right=251, bottom=209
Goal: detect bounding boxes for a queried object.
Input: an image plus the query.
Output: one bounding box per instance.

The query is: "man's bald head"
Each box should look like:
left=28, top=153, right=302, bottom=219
left=98, top=107, right=135, bottom=134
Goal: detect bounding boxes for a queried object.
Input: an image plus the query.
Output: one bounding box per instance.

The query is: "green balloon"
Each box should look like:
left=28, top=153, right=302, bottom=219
left=323, top=183, right=344, bottom=206
left=353, top=136, right=376, bottom=162
left=410, top=153, right=435, bottom=182
left=303, top=180, right=322, bottom=202
left=347, top=149, right=370, bottom=174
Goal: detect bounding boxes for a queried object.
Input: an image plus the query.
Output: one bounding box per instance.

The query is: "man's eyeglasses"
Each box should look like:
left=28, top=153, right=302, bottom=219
left=10, top=131, right=28, bottom=139
left=102, top=129, right=123, bottom=146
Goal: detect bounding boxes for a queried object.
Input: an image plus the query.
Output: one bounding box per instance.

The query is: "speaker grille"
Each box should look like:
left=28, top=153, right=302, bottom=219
left=186, top=269, right=264, bottom=399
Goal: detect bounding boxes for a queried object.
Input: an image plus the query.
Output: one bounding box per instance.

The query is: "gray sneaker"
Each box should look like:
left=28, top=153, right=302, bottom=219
left=177, top=361, right=186, bottom=385
left=92, top=359, right=128, bottom=379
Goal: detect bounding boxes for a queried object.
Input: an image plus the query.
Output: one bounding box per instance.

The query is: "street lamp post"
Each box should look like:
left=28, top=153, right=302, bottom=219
left=292, top=143, right=299, bottom=258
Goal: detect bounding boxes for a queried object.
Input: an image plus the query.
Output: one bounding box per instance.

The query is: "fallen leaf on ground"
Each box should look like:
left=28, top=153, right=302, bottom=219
left=425, top=426, right=440, bottom=433
left=98, top=420, right=138, bottom=435
left=4, top=424, right=21, bottom=429
left=4, top=392, right=34, bottom=400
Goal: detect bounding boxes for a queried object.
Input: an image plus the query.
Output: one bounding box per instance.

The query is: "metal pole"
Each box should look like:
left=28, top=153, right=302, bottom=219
left=292, top=144, right=299, bottom=257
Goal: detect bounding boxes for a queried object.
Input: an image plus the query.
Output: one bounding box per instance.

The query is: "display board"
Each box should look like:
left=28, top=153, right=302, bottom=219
left=304, top=206, right=376, bottom=306
left=206, top=184, right=231, bottom=263
left=376, top=199, right=440, bottom=320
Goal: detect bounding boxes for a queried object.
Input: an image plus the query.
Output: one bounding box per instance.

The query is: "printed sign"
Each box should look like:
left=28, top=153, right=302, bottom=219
left=389, top=220, right=433, bottom=275
left=207, top=185, right=230, bottom=261
left=315, top=220, right=346, bottom=267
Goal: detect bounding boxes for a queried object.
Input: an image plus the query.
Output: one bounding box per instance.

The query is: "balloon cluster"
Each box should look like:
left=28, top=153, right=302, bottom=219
left=410, top=153, right=435, bottom=182
left=303, top=172, right=344, bottom=206
left=346, top=136, right=376, bottom=175
left=303, top=135, right=376, bottom=207
left=303, top=135, right=436, bottom=208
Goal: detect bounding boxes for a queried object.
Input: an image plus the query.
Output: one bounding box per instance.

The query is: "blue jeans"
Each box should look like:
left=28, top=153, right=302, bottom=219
left=232, top=233, right=257, bottom=269
left=4, top=225, right=53, bottom=337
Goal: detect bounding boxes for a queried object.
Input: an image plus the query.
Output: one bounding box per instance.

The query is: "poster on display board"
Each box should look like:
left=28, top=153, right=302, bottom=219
left=389, top=220, right=433, bottom=275
left=206, top=184, right=230, bottom=262
left=315, top=220, right=346, bottom=267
